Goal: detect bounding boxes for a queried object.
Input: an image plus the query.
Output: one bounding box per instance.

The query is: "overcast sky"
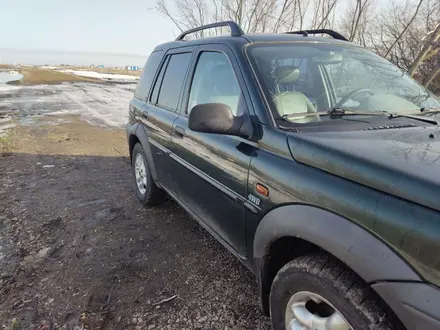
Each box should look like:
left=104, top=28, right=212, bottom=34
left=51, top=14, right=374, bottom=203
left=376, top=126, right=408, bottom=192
left=0, top=0, right=177, bottom=56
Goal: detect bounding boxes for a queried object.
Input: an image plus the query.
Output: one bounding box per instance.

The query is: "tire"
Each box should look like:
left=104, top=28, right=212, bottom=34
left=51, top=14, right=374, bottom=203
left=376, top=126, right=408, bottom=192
left=131, top=143, right=165, bottom=206
left=270, top=253, right=404, bottom=330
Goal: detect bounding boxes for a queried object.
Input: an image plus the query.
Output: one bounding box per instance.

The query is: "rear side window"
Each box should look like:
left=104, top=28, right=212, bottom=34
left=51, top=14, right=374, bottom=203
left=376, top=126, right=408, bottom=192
left=150, top=56, right=170, bottom=104
left=156, top=52, right=192, bottom=111
left=134, top=51, right=163, bottom=100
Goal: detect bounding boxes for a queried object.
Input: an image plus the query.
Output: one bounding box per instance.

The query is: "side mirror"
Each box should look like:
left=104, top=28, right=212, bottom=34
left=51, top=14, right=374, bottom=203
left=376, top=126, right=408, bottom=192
left=188, top=103, right=252, bottom=138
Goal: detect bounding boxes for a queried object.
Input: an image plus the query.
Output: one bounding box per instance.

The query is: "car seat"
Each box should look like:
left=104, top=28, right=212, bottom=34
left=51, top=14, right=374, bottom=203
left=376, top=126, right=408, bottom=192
left=272, top=67, right=317, bottom=122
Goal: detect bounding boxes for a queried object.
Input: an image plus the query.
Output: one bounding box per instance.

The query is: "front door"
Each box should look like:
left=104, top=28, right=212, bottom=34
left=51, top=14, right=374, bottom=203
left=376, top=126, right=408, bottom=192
left=169, top=46, right=257, bottom=257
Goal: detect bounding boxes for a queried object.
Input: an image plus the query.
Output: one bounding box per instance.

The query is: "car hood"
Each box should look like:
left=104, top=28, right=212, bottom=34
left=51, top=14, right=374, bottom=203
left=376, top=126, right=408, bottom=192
left=287, top=126, right=440, bottom=212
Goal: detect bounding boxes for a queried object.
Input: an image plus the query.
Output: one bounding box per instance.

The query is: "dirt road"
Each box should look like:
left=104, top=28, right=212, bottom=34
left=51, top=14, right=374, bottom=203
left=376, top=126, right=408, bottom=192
left=0, top=83, right=270, bottom=329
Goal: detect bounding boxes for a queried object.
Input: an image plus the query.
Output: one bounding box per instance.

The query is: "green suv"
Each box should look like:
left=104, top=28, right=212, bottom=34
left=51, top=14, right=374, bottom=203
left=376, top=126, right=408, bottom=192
left=126, top=21, right=440, bottom=330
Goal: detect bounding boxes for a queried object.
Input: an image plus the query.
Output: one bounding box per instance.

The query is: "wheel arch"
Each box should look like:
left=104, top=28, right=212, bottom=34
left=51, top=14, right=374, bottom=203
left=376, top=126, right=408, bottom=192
left=128, top=134, right=140, bottom=161
left=252, top=203, right=421, bottom=315
left=126, top=123, right=160, bottom=183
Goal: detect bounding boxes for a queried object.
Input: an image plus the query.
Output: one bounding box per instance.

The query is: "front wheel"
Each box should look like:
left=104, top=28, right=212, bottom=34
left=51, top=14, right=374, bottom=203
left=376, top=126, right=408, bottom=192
left=131, top=143, right=165, bottom=206
left=270, top=253, right=403, bottom=330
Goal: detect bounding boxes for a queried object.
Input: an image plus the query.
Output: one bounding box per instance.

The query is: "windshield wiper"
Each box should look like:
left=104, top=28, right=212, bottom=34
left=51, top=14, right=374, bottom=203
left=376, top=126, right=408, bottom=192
left=327, top=107, right=388, bottom=118
left=388, top=108, right=439, bottom=125
left=421, top=107, right=440, bottom=114
left=282, top=107, right=387, bottom=120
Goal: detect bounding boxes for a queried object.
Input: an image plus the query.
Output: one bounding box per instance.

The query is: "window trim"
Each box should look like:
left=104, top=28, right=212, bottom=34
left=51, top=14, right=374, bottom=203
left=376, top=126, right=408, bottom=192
left=149, top=55, right=170, bottom=105
left=134, top=50, right=163, bottom=101
left=149, top=49, right=194, bottom=113
left=182, top=48, right=247, bottom=118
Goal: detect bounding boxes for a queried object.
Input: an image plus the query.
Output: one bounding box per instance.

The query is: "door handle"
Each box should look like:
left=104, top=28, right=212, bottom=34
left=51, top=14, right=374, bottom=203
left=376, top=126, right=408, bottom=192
left=174, top=126, right=185, bottom=137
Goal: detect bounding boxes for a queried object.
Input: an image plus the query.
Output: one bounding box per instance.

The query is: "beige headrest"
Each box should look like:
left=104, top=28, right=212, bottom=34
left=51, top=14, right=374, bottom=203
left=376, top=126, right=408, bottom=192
left=274, top=67, right=300, bottom=84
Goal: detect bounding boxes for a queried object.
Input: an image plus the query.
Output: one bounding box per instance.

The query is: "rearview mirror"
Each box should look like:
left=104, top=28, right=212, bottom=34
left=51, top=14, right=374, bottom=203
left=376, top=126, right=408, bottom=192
left=188, top=103, right=252, bottom=138
left=312, top=52, right=343, bottom=64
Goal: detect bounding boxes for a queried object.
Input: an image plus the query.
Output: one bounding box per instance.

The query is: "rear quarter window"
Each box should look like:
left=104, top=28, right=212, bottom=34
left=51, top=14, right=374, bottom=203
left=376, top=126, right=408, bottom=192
left=134, top=51, right=163, bottom=100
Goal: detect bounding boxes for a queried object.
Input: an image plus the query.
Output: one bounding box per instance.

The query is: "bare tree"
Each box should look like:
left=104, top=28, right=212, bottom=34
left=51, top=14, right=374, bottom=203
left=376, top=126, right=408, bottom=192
left=156, top=0, right=292, bottom=36
left=339, top=0, right=373, bottom=44
left=423, top=64, right=440, bottom=87
left=384, top=0, right=424, bottom=57
left=156, top=0, right=341, bottom=36
left=156, top=0, right=210, bottom=37
left=409, top=23, right=440, bottom=76
left=310, top=0, right=339, bottom=29
left=155, top=0, right=440, bottom=93
left=349, top=0, right=370, bottom=42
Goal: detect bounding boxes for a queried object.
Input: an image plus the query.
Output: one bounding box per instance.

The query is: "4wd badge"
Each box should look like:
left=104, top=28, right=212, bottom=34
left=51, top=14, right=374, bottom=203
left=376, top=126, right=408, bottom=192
left=248, top=193, right=261, bottom=206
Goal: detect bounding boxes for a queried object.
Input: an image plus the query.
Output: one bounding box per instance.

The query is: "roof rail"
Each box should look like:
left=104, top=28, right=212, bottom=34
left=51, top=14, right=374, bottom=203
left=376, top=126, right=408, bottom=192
left=175, top=21, right=244, bottom=41
left=285, top=29, right=348, bottom=41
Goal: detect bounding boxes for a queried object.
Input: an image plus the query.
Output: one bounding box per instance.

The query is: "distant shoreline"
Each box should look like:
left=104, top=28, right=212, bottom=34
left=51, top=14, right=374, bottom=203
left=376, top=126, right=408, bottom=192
left=0, top=48, right=147, bottom=67
left=0, top=47, right=147, bottom=58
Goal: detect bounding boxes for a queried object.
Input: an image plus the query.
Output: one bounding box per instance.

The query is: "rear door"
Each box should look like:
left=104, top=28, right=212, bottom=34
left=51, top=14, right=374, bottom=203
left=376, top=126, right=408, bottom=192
left=130, top=50, right=163, bottom=135
left=141, top=47, right=194, bottom=188
left=169, top=45, right=258, bottom=257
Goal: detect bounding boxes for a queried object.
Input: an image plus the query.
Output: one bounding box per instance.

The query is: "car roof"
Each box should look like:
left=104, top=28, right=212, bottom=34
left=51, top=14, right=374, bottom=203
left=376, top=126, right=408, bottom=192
left=153, top=33, right=351, bottom=52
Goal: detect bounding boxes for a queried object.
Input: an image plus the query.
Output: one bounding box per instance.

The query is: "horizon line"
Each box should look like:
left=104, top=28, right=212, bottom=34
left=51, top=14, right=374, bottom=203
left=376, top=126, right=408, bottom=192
left=0, top=47, right=148, bottom=58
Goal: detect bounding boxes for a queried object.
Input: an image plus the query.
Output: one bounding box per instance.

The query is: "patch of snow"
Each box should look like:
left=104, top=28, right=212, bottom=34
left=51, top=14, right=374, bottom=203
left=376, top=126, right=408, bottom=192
left=0, top=123, right=16, bottom=130
left=0, top=85, right=21, bottom=93
left=0, top=72, right=23, bottom=83
left=0, top=118, right=16, bottom=137
left=0, top=82, right=132, bottom=128
left=61, top=69, right=139, bottom=81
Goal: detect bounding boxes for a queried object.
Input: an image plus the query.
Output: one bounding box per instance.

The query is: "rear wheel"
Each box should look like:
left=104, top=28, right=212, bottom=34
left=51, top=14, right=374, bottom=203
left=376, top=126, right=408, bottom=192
left=132, top=143, right=165, bottom=206
left=270, top=253, right=403, bottom=330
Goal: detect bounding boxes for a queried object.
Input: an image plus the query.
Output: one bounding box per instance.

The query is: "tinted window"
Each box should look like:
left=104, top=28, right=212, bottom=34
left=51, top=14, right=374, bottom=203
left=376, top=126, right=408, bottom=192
left=188, top=52, right=242, bottom=116
left=134, top=51, right=163, bottom=100
left=157, top=52, right=192, bottom=111
left=150, top=56, right=169, bottom=104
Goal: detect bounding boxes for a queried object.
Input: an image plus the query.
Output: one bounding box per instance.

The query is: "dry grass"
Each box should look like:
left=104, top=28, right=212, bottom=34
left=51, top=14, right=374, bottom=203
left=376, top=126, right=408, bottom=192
left=0, top=136, right=14, bottom=153
left=9, top=67, right=102, bottom=86
left=0, top=64, right=15, bottom=70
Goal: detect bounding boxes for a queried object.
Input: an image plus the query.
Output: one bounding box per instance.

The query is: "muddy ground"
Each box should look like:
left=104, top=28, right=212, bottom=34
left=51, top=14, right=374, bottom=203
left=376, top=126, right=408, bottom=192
left=0, top=83, right=271, bottom=330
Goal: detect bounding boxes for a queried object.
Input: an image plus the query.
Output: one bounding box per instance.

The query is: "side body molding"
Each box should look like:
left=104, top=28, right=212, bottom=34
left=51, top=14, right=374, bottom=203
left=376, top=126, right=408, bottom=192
left=253, top=204, right=421, bottom=283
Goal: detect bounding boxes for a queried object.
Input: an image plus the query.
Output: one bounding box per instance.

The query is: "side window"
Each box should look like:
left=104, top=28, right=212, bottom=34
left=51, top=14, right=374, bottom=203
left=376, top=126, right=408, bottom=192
left=188, top=52, right=242, bottom=116
left=134, top=51, right=163, bottom=100
left=156, top=52, right=192, bottom=111
left=150, top=56, right=169, bottom=104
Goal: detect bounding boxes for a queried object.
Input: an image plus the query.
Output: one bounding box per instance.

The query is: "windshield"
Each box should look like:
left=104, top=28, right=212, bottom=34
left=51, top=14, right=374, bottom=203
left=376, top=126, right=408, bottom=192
left=246, top=42, right=440, bottom=125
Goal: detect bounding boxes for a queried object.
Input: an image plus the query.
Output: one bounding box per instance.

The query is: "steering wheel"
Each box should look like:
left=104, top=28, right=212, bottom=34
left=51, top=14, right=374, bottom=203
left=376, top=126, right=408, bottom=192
left=332, top=88, right=374, bottom=109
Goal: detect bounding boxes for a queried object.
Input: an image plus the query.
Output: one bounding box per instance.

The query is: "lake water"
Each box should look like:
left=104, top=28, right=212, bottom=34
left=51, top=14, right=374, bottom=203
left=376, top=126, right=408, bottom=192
left=0, top=48, right=148, bottom=67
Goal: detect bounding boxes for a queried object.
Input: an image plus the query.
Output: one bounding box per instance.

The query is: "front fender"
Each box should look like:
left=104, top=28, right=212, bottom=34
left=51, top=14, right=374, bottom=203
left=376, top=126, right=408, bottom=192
left=254, top=204, right=420, bottom=283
